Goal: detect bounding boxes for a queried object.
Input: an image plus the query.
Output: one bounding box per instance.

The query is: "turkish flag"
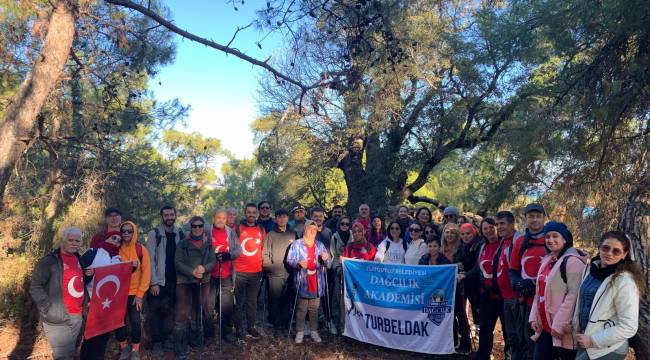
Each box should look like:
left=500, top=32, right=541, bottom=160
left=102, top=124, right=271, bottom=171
left=84, top=262, right=132, bottom=339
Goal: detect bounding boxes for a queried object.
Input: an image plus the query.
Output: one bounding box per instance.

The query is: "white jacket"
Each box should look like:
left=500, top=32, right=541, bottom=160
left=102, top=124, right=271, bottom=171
left=572, top=269, right=640, bottom=359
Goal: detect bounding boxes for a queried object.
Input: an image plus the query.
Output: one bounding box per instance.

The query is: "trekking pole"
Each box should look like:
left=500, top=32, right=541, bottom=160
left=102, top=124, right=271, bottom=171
left=198, top=280, right=204, bottom=340
left=322, top=259, right=331, bottom=325
left=288, top=273, right=301, bottom=339
left=218, top=259, right=222, bottom=350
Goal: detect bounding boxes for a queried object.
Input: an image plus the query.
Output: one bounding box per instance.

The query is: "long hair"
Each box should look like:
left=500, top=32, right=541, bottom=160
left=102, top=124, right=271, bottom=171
left=601, top=231, right=647, bottom=297
left=386, top=221, right=402, bottom=241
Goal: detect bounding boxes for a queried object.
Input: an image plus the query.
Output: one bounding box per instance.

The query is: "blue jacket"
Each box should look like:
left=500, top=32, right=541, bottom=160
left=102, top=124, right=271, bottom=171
left=286, top=238, right=332, bottom=298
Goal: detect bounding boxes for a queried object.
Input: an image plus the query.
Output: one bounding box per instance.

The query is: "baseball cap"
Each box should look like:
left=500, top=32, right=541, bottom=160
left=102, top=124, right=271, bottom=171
left=104, top=207, right=122, bottom=217
left=524, top=203, right=546, bottom=215
left=292, top=204, right=306, bottom=213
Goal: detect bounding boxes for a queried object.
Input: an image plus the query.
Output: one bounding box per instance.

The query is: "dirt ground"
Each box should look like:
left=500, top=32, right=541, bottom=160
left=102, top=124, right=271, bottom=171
left=0, top=320, right=490, bottom=360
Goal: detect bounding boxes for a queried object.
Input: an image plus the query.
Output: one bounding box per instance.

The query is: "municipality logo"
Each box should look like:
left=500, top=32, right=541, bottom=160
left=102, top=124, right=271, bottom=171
left=421, top=290, right=452, bottom=326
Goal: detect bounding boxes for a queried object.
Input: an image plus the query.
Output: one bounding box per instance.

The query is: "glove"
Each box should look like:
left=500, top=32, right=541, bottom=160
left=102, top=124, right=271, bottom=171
left=519, top=279, right=535, bottom=297
left=216, top=252, right=232, bottom=261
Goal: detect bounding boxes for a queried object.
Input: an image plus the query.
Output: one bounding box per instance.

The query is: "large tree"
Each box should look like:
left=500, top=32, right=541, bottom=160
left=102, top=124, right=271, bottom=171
left=253, top=0, right=537, bottom=212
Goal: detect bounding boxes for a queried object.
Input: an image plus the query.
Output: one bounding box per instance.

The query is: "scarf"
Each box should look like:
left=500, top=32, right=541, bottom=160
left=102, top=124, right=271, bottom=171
left=589, top=257, right=618, bottom=281
left=99, top=241, right=119, bottom=257
left=337, top=230, right=350, bottom=245
left=306, top=242, right=318, bottom=295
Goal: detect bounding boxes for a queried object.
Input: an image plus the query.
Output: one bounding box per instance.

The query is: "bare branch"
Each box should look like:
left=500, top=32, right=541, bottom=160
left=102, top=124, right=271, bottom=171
left=105, top=0, right=310, bottom=91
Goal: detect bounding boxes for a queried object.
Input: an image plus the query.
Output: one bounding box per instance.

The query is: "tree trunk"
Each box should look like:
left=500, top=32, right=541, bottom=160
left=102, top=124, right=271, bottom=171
left=618, top=177, right=650, bottom=360
left=0, top=1, right=75, bottom=209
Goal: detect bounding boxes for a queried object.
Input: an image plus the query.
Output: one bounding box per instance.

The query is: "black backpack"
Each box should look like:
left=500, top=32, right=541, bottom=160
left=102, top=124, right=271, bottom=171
left=559, top=249, right=588, bottom=284
left=385, top=238, right=408, bottom=252
left=153, top=228, right=184, bottom=247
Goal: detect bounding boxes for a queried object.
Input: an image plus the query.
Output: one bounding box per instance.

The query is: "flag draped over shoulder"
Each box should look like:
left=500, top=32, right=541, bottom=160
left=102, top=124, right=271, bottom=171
left=342, top=259, right=457, bottom=354
left=84, top=262, right=132, bottom=339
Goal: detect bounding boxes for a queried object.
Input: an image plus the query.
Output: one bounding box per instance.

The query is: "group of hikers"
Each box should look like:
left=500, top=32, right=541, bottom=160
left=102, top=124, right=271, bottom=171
left=29, top=201, right=645, bottom=360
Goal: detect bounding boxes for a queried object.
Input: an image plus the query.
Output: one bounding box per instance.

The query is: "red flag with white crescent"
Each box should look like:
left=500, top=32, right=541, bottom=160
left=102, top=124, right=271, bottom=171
left=84, top=262, right=132, bottom=339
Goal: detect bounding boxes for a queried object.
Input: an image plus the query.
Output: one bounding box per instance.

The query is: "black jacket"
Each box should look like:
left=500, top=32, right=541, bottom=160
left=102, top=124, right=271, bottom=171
left=29, top=249, right=87, bottom=325
left=262, top=224, right=296, bottom=277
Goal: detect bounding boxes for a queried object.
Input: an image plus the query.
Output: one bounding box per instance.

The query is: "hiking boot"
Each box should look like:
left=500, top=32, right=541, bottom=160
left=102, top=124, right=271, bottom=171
left=310, top=330, right=322, bottom=343
left=235, top=329, right=247, bottom=344
left=295, top=331, right=304, bottom=344
left=130, top=351, right=141, bottom=360
left=328, top=320, right=338, bottom=335
left=152, top=342, right=164, bottom=357
left=118, top=348, right=131, bottom=360
left=246, top=327, right=261, bottom=339
left=223, top=332, right=237, bottom=344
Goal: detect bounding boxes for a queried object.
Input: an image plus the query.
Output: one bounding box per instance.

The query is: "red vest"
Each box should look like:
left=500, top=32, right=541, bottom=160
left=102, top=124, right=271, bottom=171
left=211, top=226, right=231, bottom=279
left=234, top=223, right=265, bottom=273
left=477, top=240, right=500, bottom=299
left=61, top=252, right=84, bottom=315
left=496, top=234, right=517, bottom=300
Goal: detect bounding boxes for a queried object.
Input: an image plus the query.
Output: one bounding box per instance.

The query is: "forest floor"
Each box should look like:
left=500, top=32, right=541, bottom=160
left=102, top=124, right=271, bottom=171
left=1, top=319, right=494, bottom=360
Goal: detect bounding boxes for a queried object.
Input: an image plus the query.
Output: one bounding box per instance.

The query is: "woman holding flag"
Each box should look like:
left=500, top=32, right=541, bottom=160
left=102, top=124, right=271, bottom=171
left=286, top=220, right=332, bottom=344
left=79, top=230, right=125, bottom=360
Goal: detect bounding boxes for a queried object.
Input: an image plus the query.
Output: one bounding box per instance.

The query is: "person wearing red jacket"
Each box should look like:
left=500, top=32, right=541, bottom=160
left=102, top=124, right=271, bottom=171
left=509, top=203, right=547, bottom=360
left=233, top=203, right=266, bottom=342
left=496, top=211, right=519, bottom=360
left=465, top=218, right=507, bottom=360
left=342, top=222, right=377, bottom=260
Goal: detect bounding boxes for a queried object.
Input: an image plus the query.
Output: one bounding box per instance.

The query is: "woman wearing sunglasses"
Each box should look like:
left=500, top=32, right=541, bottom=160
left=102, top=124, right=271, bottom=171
left=375, top=221, right=407, bottom=264
left=79, top=230, right=124, bottom=360
left=330, top=216, right=353, bottom=273
left=173, top=216, right=216, bottom=357
left=573, top=231, right=646, bottom=360
left=115, top=221, right=151, bottom=360
left=404, top=224, right=428, bottom=265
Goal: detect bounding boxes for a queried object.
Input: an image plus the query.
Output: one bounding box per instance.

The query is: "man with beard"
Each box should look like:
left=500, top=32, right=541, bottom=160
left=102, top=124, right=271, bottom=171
left=324, top=205, right=344, bottom=233
left=146, top=205, right=185, bottom=356
left=256, top=201, right=275, bottom=233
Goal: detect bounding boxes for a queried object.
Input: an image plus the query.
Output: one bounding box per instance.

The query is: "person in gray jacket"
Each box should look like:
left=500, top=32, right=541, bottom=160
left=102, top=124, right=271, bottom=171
left=30, top=227, right=87, bottom=360
left=262, top=208, right=296, bottom=334
left=145, top=205, right=184, bottom=355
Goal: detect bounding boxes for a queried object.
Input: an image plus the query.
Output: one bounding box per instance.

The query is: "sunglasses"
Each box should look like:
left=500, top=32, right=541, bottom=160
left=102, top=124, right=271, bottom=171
left=600, top=244, right=624, bottom=256
left=191, top=224, right=204, bottom=229
left=425, top=230, right=434, bottom=234
left=444, top=215, right=456, bottom=218
left=110, top=235, right=121, bottom=242
left=340, top=222, right=350, bottom=226
left=260, top=206, right=271, bottom=210
left=390, top=227, right=401, bottom=231
left=121, top=229, right=133, bottom=234
left=409, top=228, right=422, bottom=232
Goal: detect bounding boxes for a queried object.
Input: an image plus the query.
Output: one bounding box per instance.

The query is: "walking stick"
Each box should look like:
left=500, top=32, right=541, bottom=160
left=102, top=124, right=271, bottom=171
left=322, top=261, right=331, bottom=325
left=198, top=280, right=204, bottom=343
left=218, top=259, right=222, bottom=350
left=288, top=273, right=301, bottom=339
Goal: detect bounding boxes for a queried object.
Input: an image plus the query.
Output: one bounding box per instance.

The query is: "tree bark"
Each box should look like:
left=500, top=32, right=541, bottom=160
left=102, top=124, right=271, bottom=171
left=618, top=176, right=650, bottom=360
left=0, top=1, right=76, bottom=209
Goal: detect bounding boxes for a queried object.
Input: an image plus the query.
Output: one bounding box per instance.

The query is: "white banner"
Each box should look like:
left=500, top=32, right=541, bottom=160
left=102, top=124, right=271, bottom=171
left=342, top=259, right=457, bottom=354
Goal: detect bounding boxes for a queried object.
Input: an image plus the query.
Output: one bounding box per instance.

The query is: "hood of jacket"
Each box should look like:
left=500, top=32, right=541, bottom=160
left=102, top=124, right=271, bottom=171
left=119, top=220, right=140, bottom=260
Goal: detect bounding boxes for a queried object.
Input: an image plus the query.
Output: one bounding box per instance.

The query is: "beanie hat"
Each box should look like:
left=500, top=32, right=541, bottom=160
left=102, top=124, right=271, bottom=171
left=543, top=221, right=573, bottom=249
left=459, top=223, right=478, bottom=237
left=443, top=206, right=460, bottom=216
left=103, top=230, right=122, bottom=242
